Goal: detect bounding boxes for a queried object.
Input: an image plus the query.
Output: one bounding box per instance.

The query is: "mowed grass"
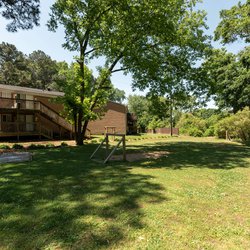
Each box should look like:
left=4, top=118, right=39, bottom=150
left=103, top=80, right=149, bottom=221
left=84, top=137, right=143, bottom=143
left=0, top=136, right=250, bottom=250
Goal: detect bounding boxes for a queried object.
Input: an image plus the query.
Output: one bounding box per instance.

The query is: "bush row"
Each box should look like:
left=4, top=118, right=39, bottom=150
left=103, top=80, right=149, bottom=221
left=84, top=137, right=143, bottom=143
left=0, top=142, right=68, bottom=150
left=177, top=108, right=250, bottom=143
left=89, top=135, right=170, bottom=144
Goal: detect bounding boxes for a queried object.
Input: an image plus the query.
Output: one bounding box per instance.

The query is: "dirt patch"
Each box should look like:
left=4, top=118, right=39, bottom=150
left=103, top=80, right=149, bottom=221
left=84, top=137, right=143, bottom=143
left=110, top=151, right=169, bottom=162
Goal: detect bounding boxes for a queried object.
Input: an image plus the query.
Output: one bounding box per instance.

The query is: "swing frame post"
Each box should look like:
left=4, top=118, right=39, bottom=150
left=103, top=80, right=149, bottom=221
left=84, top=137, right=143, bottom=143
left=90, top=133, right=126, bottom=163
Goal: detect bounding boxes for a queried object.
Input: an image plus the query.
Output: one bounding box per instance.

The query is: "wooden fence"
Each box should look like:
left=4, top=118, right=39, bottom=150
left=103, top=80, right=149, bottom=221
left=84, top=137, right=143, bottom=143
left=147, top=127, right=179, bottom=135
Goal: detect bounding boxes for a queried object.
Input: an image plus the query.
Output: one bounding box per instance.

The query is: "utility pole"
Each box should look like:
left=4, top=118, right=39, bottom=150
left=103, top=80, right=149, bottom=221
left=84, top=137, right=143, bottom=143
left=170, top=99, right=173, bottom=136
left=169, top=92, right=173, bottom=137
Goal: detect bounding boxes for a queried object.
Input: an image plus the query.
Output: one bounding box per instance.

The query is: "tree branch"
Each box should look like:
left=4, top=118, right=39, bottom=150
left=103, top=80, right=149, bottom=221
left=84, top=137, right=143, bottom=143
left=111, top=67, right=129, bottom=73
left=84, top=48, right=97, bottom=56
left=90, top=4, right=115, bottom=27
left=90, top=52, right=124, bottom=111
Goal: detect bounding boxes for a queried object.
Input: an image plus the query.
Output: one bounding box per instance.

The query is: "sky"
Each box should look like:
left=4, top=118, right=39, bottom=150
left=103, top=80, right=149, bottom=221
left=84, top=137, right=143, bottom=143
left=0, top=0, right=247, bottom=100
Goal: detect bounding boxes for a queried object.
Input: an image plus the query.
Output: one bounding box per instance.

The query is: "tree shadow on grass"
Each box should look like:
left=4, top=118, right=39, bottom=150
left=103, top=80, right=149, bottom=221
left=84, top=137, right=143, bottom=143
left=125, top=141, right=250, bottom=170
left=0, top=145, right=166, bottom=249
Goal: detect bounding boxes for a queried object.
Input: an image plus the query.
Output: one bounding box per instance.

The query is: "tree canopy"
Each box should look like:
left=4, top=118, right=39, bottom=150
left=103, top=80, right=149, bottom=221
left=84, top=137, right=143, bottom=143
left=0, top=42, right=59, bottom=90
left=0, top=42, right=30, bottom=86
left=56, top=62, right=116, bottom=136
left=28, top=50, right=58, bottom=90
left=0, top=0, right=40, bottom=32
left=202, top=46, right=250, bottom=113
left=108, top=87, right=126, bottom=104
left=48, top=0, right=210, bottom=144
left=215, top=0, right=250, bottom=44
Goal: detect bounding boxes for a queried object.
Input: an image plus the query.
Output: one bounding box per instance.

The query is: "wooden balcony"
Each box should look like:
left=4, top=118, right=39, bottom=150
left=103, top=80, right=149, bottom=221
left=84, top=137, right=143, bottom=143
left=0, top=97, right=40, bottom=111
left=0, top=121, right=53, bottom=139
left=0, top=97, right=73, bottom=132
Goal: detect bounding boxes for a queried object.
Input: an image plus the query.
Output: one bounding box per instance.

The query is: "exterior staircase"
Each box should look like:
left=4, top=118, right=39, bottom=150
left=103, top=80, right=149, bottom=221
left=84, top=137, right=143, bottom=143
left=0, top=97, right=74, bottom=140
left=39, top=102, right=73, bottom=132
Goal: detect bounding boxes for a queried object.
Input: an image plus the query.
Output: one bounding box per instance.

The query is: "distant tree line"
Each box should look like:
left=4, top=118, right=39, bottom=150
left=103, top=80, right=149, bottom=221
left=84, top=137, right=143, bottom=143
left=0, top=42, right=59, bottom=90
left=0, top=42, right=126, bottom=104
left=128, top=94, right=250, bottom=143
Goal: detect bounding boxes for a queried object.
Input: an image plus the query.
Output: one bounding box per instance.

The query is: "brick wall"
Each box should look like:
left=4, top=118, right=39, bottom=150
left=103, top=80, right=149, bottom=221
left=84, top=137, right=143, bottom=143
left=88, top=102, right=127, bottom=134
left=35, top=97, right=127, bottom=135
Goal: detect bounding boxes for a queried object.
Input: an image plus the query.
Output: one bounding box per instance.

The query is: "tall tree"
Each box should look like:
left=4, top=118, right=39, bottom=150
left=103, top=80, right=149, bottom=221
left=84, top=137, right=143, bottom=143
left=0, top=43, right=60, bottom=90
left=48, top=0, right=210, bottom=145
left=127, top=95, right=150, bottom=132
left=56, top=62, right=112, bottom=135
left=0, top=0, right=40, bottom=32
left=0, top=42, right=31, bottom=86
left=202, top=47, right=250, bottom=113
left=214, top=0, right=250, bottom=44
left=28, top=50, right=58, bottom=90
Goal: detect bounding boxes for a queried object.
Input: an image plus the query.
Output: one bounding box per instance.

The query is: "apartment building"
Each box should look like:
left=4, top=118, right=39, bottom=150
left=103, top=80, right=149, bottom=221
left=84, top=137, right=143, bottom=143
left=0, top=84, right=129, bottom=141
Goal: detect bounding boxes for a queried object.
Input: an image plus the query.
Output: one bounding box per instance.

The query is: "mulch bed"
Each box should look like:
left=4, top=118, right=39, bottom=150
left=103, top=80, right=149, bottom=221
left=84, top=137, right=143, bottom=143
left=0, top=149, right=17, bottom=154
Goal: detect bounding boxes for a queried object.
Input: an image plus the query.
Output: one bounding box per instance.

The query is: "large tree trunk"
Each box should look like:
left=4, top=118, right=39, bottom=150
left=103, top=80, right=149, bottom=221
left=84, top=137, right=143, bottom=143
left=82, top=120, right=89, bottom=139
left=75, top=110, right=84, bottom=145
left=73, top=113, right=77, bottom=140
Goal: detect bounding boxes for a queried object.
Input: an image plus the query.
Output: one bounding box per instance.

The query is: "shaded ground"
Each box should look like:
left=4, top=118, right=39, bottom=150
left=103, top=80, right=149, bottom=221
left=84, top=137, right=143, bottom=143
left=0, top=137, right=249, bottom=249
left=0, top=145, right=165, bottom=249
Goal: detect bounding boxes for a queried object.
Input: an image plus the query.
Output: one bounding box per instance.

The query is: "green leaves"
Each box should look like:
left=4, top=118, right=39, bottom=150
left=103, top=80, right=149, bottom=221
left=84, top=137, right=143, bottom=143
left=28, top=50, right=58, bottom=90
left=48, top=0, right=211, bottom=143
left=215, top=107, right=250, bottom=143
left=57, top=62, right=112, bottom=123
left=0, top=42, right=31, bottom=86
left=0, top=42, right=60, bottom=90
left=202, top=47, right=250, bottom=112
left=215, top=0, right=250, bottom=44
left=0, top=0, right=40, bottom=32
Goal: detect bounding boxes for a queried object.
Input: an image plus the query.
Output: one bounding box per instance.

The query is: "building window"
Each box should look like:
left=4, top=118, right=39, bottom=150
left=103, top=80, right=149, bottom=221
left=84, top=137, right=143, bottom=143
left=2, top=114, right=13, bottom=122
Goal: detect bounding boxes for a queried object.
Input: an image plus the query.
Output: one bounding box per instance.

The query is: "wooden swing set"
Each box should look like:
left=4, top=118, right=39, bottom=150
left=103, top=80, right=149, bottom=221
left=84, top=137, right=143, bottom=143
left=90, top=133, right=126, bottom=164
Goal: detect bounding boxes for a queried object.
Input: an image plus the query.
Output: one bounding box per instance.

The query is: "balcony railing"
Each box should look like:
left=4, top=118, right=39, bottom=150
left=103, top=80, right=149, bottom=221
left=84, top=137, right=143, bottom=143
left=0, top=122, right=39, bottom=133
left=0, top=121, right=53, bottom=139
left=39, top=103, right=72, bottom=131
left=0, top=97, right=73, bottom=132
left=0, top=97, right=40, bottom=110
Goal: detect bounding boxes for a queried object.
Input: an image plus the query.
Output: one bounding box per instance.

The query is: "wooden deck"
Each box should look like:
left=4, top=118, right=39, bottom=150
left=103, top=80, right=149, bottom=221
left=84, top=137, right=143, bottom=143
left=0, top=131, right=40, bottom=137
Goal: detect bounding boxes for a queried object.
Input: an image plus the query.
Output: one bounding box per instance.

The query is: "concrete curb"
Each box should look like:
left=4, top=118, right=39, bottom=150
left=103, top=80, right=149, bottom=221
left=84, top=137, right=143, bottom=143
left=0, top=152, right=32, bottom=164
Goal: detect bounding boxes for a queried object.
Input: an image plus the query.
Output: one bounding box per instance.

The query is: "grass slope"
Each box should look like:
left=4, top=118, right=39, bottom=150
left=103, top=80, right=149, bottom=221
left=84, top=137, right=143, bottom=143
left=0, top=137, right=249, bottom=249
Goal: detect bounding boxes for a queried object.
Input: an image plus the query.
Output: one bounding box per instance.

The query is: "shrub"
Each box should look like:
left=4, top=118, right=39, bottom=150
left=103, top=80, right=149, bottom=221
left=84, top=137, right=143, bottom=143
left=147, top=117, right=169, bottom=130
left=204, top=126, right=215, bottom=137
left=215, top=108, right=250, bottom=143
left=28, top=144, right=46, bottom=150
left=177, top=113, right=206, bottom=136
left=0, top=144, right=10, bottom=149
left=61, top=142, right=68, bottom=147
left=12, top=144, right=24, bottom=150
left=46, top=143, right=55, bottom=148
left=189, top=127, right=203, bottom=137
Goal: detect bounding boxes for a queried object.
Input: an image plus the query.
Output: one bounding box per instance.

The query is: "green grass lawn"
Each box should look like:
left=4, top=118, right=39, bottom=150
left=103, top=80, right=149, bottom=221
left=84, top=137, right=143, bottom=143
left=0, top=136, right=250, bottom=249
